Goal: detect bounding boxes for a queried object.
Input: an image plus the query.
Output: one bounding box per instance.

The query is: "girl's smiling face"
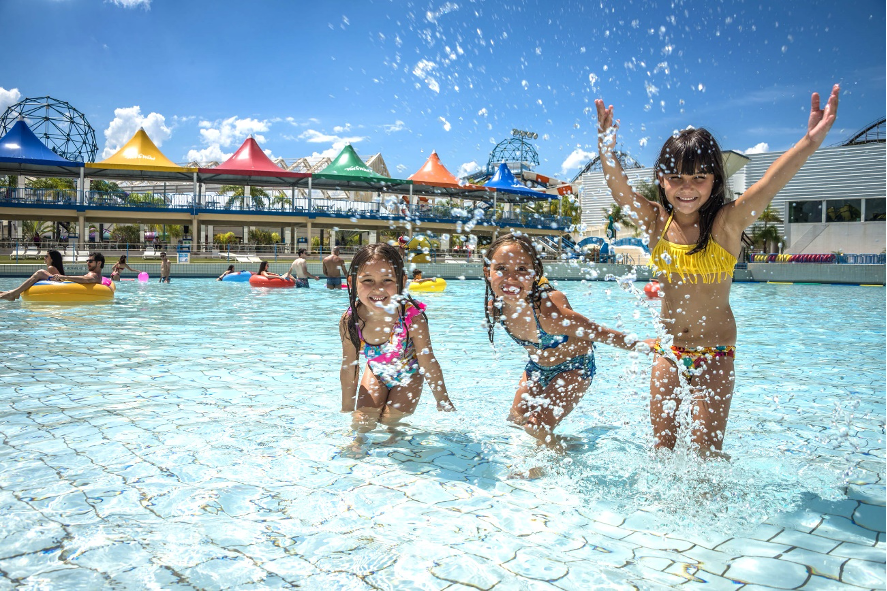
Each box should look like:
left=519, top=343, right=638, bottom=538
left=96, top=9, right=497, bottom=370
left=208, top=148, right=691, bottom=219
left=660, top=171, right=715, bottom=215
left=353, top=256, right=400, bottom=309
left=486, top=243, right=537, bottom=302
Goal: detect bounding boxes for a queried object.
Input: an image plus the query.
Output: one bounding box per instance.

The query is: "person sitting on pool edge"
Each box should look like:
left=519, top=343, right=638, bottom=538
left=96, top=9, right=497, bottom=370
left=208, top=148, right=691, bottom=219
left=51, top=252, right=105, bottom=285
left=0, top=249, right=66, bottom=301
left=217, top=265, right=236, bottom=281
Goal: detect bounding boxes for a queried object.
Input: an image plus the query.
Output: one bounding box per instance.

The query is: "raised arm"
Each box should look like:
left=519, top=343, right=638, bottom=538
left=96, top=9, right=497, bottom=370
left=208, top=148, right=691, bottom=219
left=340, top=325, right=361, bottom=412
left=541, top=291, right=646, bottom=352
left=726, top=84, right=840, bottom=232
left=408, top=314, right=455, bottom=411
left=595, top=99, right=662, bottom=235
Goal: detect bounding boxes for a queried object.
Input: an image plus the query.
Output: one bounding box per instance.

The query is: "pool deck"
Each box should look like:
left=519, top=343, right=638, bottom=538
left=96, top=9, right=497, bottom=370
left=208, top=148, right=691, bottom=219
left=1, top=262, right=884, bottom=284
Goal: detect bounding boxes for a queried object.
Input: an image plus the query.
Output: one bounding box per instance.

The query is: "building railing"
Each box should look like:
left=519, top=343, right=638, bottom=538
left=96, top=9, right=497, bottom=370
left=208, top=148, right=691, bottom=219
left=749, top=253, right=886, bottom=264
left=0, top=186, right=571, bottom=229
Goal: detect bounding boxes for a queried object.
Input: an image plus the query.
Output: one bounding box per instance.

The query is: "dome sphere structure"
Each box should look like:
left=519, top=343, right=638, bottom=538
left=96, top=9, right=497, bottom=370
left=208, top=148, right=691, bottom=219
left=486, top=136, right=539, bottom=176
left=0, top=96, right=97, bottom=163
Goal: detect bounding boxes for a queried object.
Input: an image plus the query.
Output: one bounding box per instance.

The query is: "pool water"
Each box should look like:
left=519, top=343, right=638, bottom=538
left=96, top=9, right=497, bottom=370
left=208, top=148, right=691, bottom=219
left=0, top=277, right=884, bottom=589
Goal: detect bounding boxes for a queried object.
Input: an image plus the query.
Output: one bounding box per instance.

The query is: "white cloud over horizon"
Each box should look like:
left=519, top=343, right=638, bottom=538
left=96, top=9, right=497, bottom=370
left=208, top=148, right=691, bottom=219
left=0, top=87, right=22, bottom=117
left=383, top=120, right=406, bottom=134
left=743, top=142, right=770, bottom=154
left=560, top=147, right=596, bottom=176
left=102, top=105, right=171, bottom=159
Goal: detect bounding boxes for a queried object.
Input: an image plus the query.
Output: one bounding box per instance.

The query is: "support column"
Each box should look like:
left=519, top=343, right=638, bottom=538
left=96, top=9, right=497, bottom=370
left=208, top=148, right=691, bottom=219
left=192, top=215, right=200, bottom=251
left=368, top=230, right=377, bottom=243
left=206, top=224, right=214, bottom=248
left=290, top=224, right=296, bottom=254
left=78, top=215, right=85, bottom=252
left=306, top=221, right=312, bottom=253
left=307, top=178, right=312, bottom=211
left=192, top=172, right=198, bottom=210
left=329, top=229, right=335, bottom=250
left=243, top=225, right=250, bottom=245
left=78, top=168, right=85, bottom=206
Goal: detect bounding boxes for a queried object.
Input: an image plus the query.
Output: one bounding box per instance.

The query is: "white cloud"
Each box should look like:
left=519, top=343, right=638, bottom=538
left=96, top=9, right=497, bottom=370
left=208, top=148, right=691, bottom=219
left=0, top=87, right=22, bottom=116
left=383, top=120, right=405, bottom=134
left=456, top=161, right=480, bottom=178
left=439, top=117, right=451, bottom=132
left=332, top=123, right=351, bottom=133
left=560, top=147, right=596, bottom=176
left=743, top=142, right=770, bottom=154
left=186, top=115, right=270, bottom=163
left=298, top=129, right=365, bottom=144
left=106, top=0, right=151, bottom=8
left=102, top=105, right=171, bottom=158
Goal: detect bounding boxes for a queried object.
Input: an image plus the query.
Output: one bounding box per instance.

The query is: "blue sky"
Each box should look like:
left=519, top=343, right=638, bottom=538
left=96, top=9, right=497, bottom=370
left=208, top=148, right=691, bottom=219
left=1, top=0, right=883, bottom=180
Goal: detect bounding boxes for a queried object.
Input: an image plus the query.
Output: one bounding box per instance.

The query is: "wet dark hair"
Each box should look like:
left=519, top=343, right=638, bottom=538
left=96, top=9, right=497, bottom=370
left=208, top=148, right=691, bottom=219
left=258, top=261, right=269, bottom=273
left=298, top=248, right=307, bottom=256
left=483, top=233, right=552, bottom=344
left=47, top=249, right=64, bottom=276
left=339, top=243, right=425, bottom=373
left=412, top=269, right=422, bottom=278
left=227, top=265, right=235, bottom=271
left=118, top=255, right=127, bottom=264
left=91, top=252, right=105, bottom=269
left=653, top=128, right=728, bottom=255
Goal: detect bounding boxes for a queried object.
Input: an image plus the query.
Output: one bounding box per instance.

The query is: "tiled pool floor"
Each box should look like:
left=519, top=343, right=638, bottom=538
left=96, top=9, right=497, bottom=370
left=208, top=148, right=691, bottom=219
left=0, top=279, right=884, bottom=589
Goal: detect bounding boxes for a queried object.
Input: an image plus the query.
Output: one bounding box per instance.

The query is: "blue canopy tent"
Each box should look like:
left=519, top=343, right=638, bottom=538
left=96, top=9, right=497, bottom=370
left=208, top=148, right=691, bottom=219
left=485, top=162, right=553, bottom=200
left=0, top=119, right=84, bottom=176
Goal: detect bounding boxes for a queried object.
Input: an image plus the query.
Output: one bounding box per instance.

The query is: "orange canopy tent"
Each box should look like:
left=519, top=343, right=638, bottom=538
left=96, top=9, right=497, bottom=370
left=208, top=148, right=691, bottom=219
left=406, top=150, right=492, bottom=202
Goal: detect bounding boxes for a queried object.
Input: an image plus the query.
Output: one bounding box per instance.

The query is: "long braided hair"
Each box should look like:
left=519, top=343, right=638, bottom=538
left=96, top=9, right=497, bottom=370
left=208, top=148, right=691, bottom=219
left=483, top=233, right=552, bottom=344
left=339, top=244, right=425, bottom=376
left=653, top=127, right=728, bottom=256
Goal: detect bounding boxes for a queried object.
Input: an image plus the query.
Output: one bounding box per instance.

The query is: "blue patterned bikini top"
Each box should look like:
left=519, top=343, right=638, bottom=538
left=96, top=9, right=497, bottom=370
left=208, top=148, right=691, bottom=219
left=501, top=304, right=569, bottom=350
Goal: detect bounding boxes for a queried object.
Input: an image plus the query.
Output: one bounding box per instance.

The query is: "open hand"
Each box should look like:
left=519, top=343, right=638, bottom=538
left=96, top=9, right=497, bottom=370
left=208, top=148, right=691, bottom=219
left=635, top=338, right=657, bottom=354
left=806, top=84, right=840, bottom=146
left=594, top=99, right=619, bottom=152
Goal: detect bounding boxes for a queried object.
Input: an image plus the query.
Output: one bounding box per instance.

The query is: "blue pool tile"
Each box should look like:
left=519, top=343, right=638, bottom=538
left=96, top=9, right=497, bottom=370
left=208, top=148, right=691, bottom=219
left=840, top=558, right=886, bottom=588
left=724, top=555, right=809, bottom=588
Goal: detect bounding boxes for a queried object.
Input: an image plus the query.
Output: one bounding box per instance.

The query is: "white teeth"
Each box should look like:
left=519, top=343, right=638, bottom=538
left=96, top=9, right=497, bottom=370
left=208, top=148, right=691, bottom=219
left=501, top=286, right=520, bottom=294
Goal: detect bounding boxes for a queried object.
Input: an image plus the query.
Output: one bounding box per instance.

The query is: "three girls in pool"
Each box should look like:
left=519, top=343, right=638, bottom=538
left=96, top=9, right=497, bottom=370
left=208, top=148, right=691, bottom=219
left=338, top=239, right=652, bottom=450
left=595, top=84, right=840, bottom=456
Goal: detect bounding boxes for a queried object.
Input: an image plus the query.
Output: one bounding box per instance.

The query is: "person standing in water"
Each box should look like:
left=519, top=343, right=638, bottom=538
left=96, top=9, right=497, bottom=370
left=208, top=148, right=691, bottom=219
left=322, top=247, right=346, bottom=290
left=285, top=248, right=319, bottom=288
left=595, top=84, right=839, bottom=455
left=159, top=252, right=171, bottom=283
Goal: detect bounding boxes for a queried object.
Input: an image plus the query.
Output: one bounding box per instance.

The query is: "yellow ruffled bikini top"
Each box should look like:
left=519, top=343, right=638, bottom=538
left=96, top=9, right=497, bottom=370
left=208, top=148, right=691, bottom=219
left=649, top=212, right=737, bottom=283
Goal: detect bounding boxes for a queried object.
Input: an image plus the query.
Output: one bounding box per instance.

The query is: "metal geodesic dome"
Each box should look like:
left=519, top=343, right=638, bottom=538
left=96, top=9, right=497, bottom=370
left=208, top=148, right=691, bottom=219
left=0, top=96, right=97, bottom=162
left=486, top=136, right=539, bottom=176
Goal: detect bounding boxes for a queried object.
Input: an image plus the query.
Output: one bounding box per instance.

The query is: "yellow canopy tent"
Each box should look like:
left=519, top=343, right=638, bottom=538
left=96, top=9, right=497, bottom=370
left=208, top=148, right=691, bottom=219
left=86, top=128, right=196, bottom=180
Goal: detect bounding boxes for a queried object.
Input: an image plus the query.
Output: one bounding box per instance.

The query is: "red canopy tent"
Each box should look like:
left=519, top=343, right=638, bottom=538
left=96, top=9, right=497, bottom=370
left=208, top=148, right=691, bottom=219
left=198, top=137, right=309, bottom=186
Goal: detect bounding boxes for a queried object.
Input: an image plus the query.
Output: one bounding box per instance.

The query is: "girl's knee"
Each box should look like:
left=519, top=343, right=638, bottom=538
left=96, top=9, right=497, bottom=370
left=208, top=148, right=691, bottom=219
left=351, top=407, right=382, bottom=432
left=380, top=404, right=412, bottom=424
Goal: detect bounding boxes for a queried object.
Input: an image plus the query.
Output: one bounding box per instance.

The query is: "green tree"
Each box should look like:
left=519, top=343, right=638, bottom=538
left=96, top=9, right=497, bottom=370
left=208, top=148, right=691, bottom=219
left=633, top=180, right=659, bottom=202
left=521, top=194, right=581, bottom=225
left=602, top=203, right=642, bottom=237
left=111, top=224, right=142, bottom=244
left=22, top=220, right=53, bottom=239
left=214, top=232, right=237, bottom=245
left=248, top=228, right=275, bottom=245
left=220, top=185, right=268, bottom=210
left=28, top=177, right=75, bottom=190
left=751, top=205, right=784, bottom=252
left=270, top=191, right=291, bottom=210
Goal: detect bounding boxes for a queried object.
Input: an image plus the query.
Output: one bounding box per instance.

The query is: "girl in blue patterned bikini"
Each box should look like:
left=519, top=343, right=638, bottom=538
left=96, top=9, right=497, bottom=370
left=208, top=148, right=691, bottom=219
left=595, top=84, right=840, bottom=455
left=484, top=233, right=654, bottom=445
left=339, top=243, right=455, bottom=433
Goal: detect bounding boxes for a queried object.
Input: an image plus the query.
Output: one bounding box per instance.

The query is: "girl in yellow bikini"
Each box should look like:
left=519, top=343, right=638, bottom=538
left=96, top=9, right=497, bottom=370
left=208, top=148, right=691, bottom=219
left=595, top=84, right=840, bottom=455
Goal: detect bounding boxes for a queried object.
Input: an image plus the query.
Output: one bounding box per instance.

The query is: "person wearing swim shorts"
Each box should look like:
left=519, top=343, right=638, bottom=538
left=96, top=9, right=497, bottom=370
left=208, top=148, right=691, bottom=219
left=285, top=248, right=318, bottom=288
left=323, top=247, right=346, bottom=290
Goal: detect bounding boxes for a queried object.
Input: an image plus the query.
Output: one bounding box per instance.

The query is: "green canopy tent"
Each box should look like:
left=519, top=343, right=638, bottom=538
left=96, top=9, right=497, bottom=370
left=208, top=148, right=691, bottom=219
left=312, top=144, right=411, bottom=192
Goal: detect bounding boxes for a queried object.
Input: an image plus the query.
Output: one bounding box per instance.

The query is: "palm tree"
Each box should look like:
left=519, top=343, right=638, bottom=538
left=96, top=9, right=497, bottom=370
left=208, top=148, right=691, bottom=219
left=270, top=190, right=291, bottom=211
left=220, top=185, right=267, bottom=210
left=751, top=205, right=784, bottom=252
left=602, top=204, right=641, bottom=238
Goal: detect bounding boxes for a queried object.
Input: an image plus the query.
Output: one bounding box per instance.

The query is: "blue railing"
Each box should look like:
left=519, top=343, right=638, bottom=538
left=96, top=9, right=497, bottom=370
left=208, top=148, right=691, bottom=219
left=0, top=186, right=569, bottom=229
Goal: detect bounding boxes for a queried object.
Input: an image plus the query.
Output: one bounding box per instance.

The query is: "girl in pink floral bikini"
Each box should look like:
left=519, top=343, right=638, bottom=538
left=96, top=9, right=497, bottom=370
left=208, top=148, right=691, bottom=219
left=339, top=243, right=455, bottom=433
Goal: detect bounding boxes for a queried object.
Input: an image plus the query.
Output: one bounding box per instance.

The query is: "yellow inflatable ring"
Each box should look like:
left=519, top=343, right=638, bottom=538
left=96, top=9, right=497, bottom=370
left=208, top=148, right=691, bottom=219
left=22, top=280, right=116, bottom=302
left=408, top=277, right=447, bottom=292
